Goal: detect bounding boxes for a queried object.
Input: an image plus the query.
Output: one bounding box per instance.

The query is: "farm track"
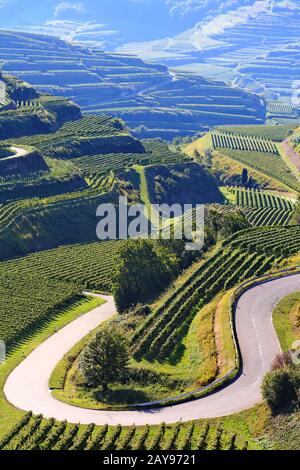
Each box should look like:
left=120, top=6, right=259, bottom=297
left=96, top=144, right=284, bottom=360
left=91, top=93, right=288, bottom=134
left=281, top=140, right=300, bottom=177
left=4, top=274, right=300, bottom=425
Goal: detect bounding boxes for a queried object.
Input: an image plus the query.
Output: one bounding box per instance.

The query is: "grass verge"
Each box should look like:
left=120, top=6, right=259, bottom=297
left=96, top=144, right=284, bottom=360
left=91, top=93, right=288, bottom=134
left=273, top=291, right=300, bottom=351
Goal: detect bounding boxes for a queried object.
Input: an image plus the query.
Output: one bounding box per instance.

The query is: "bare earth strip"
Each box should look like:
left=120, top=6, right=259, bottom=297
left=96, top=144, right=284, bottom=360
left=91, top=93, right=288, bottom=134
left=4, top=275, right=300, bottom=425
left=281, top=140, right=300, bottom=179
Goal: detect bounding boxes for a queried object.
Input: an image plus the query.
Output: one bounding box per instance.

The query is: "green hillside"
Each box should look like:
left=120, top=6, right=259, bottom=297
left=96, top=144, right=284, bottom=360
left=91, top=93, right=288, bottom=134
left=145, top=162, right=224, bottom=206
left=0, top=37, right=299, bottom=452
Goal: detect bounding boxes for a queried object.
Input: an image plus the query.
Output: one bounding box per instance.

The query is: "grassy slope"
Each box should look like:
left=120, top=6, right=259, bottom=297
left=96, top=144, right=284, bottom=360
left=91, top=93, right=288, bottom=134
left=144, top=162, right=224, bottom=207
left=273, top=292, right=300, bottom=351
left=0, top=191, right=116, bottom=261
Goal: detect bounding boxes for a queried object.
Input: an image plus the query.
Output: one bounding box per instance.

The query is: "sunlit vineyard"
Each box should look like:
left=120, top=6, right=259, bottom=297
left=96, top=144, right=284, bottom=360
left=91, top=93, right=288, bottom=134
left=0, top=414, right=249, bottom=451
left=0, top=271, right=79, bottom=347
left=8, top=115, right=126, bottom=148
left=5, top=224, right=300, bottom=351
left=133, top=225, right=300, bottom=361
left=226, top=187, right=295, bottom=226
left=219, top=148, right=300, bottom=192
left=0, top=239, right=123, bottom=293
left=267, top=101, right=298, bottom=118
left=212, top=130, right=279, bottom=155
left=216, top=125, right=294, bottom=142
left=74, top=140, right=188, bottom=175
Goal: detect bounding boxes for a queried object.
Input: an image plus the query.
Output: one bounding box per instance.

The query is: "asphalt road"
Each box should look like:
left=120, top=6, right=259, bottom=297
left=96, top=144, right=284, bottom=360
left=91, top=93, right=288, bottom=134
left=4, top=274, right=300, bottom=425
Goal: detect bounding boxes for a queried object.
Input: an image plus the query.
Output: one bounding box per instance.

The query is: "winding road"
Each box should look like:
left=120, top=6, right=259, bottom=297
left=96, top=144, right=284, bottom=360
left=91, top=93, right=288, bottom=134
left=4, top=274, right=300, bottom=426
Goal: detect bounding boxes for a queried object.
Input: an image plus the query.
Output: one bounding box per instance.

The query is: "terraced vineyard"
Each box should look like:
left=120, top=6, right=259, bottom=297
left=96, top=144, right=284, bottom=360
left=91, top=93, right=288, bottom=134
left=212, top=130, right=279, bottom=155
left=0, top=271, right=79, bottom=347
left=0, top=414, right=248, bottom=451
left=49, top=115, right=125, bottom=138
left=267, top=101, right=298, bottom=118
left=11, top=115, right=128, bottom=149
left=0, top=184, right=113, bottom=233
left=73, top=140, right=189, bottom=176
left=216, top=125, right=295, bottom=142
left=132, top=226, right=300, bottom=361
left=0, top=30, right=265, bottom=140
left=2, top=225, right=300, bottom=351
left=0, top=139, right=189, bottom=234
left=225, top=187, right=296, bottom=226
left=219, top=148, right=300, bottom=192
left=0, top=238, right=123, bottom=289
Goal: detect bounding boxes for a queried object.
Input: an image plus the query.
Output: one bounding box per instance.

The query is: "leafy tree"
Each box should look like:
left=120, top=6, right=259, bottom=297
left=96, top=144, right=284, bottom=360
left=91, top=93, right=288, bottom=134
left=241, top=168, right=248, bottom=186
left=112, top=239, right=184, bottom=312
left=79, top=325, right=129, bottom=391
left=205, top=207, right=249, bottom=240
left=261, top=368, right=298, bottom=412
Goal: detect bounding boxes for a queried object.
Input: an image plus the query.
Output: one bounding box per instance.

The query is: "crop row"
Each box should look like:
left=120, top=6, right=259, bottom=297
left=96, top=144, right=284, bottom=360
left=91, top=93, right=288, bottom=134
left=2, top=226, right=300, bottom=352
left=0, top=239, right=124, bottom=295
left=74, top=144, right=188, bottom=176
left=9, top=115, right=125, bottom=148
left=133, top=226, right=300, bottom=360
left=0, top=182, right=111, bottom=232
left=0, top=271, right=79, bottom=347
left=0, top=416, right=248, bottom=451
left=212, top=130, right=279, bottom=155
left=245, top=207, right=293, bottom=226
left=266, top=101, right=298, bottom=117
left=227, top=187, right=295, bottom=226
left=216, top=125, right=292, bottom=142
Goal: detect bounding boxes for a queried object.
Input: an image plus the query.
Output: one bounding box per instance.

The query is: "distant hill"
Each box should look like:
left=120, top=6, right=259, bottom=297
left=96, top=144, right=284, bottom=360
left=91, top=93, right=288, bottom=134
left=120, top=1, right=300, bottom=106
left=0, top=30, right=265, bottom=141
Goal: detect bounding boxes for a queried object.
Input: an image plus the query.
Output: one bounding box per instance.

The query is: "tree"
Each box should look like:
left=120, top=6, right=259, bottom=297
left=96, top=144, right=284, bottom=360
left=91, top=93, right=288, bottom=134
left=205, top=207, right=249, bottom=240
left=261, top=368, right=298, bottom=412
left=112, top=239, right=184, bottom=312
left=79, top=325, right=129, bottom=392
left=241, top=168, right=248, bottom=187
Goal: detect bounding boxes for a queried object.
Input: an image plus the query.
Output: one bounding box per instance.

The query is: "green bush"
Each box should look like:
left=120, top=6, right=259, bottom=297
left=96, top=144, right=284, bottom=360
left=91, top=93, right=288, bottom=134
left=261, top=367, right=298, bottom=412
left=79, top=325, right=129, bottom=391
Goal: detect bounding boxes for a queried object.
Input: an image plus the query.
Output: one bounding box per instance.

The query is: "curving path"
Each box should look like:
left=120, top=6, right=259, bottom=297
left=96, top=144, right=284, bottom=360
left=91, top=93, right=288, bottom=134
left=0, top=146, right=29, bottom=161
left=4, top=274, right=300, bottom=425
